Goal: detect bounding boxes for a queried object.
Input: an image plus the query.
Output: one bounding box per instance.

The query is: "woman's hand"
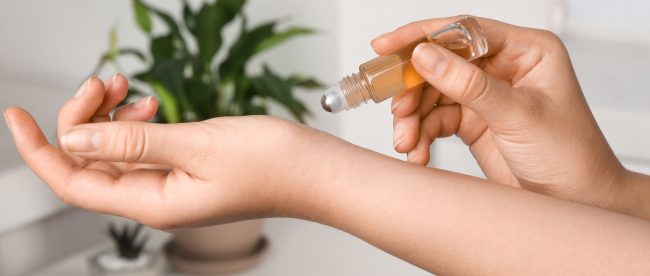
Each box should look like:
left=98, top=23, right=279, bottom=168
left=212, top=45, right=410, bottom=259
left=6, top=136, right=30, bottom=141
left=374, top=17, right=631, bottom=214
left=3, top=76, right=324, bottom=229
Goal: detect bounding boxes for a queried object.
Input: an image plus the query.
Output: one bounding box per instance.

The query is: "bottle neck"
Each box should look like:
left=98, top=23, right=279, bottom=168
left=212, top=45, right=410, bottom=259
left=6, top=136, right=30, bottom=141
left=338, top=72, right=372, bottom=111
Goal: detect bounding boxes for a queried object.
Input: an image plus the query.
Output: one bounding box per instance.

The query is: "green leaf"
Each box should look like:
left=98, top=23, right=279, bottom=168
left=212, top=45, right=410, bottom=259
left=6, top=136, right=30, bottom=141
left=132, top=0, right=152, bottom=34
left=254, top=27, right=314, bottom=54
left=286, top=74, right=324, bottom=89
left=243, top=101, right=267, bottom=115
left=132, top=71, right=151, bottom=83
left=219, top=21, right=276, bottom=80
left=150, top=34, right=175, bottom=60
left=148, top=6, right=182, bottom=36
left=108, top=26, right=119, bottom=60
left=192, top=4, right=222, bottom=63
left=150, top=58, right=197, bottom=121
left=117, top=48, right=146, bottom=62
left=135, top=1, right=189, bottom=60
left=149, top=81, right=181, bottom=123
left=184, top=75, right=217, bottom=119
left=219, top=24, right=314, bottom=81
left=147, top=5, right=186, bottom=49
left=189, top=0, right=246, bottom=64
left=251, top=65, right=310, bottom=122
left=182, top=0, right=196, bottom=31
left=151, top=59, right=185, bottom=100
left=92, top=31, right=146, bottom=76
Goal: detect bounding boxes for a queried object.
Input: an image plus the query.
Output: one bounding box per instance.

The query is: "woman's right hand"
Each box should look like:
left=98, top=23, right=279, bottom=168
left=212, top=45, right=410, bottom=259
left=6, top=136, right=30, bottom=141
left=374, top=17, right=637, bottom=215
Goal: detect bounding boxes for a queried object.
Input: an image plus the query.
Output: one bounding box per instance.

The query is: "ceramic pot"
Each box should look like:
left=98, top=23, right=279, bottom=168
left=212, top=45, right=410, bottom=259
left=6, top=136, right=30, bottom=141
left=173, top=220, right=264, bottom=259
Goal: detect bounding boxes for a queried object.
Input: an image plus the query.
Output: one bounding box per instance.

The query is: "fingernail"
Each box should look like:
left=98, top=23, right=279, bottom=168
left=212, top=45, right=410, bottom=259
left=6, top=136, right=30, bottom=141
left=414, top=43, right=447, bottom=77
left=112, top=73, right=120, bottom=85
left=106, top=73, right=119, bottom=90
left=407, top=153, right=416, bottom=163
left=391, top=98, right=404, bottom=114
left=61, top=129, right=101, bottom=152
left=3, top=110, right=11, bottom=132
left=393, top=122, right=406, bottom=149
left=74, top=77, right=92, bottom=98
left=133, top=96, right=151, bottom=109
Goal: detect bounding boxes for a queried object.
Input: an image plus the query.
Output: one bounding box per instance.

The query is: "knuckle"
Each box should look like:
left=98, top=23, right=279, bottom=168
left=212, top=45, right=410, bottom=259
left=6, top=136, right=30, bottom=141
left=455, top=65, right=490, bottom=105
left=537, top=29, right=562, bottom=44
left=535, top=29, right=567, bottom=52
left=114, top=123, right=148, bottom=162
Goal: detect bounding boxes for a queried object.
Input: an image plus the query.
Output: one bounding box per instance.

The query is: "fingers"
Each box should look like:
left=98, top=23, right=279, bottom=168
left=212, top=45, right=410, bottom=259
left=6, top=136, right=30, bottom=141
left=5, top=107, right=76, bottom=176
left=371, top=16, right=511, bottom=57
left=407, top=105, right=462, bottom=165
left=455, top=107, right=488, bottom=146
left=418, top=86, right=442, bottom=115
left=4, top=107, right=88, bottom=203
left=92, top=73, right=129, bottom=123
left=57, top=77, right=106, bottom=146
left=411, top=43, right=521, bottom=126
left=91, top=74, right=157, bottom=123
left=58, top=76, right=157, bottom=146
left=392, top=86, right=440, bottom=153
left=113, top=96, right=158, bottom=122
left=4, top=107, right=170, bottom=217
left=391, top=85, right=423, bottom=116
left=372, top=16, right=462, bottom=55
left=393, top=112, right=419, bottom=153
left=59, top=121, right=204, bottom=167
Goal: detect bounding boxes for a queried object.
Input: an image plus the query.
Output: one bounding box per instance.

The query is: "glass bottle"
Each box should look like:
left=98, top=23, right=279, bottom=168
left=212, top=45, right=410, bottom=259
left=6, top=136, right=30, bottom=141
left=321, top=16, right=488, bottom=113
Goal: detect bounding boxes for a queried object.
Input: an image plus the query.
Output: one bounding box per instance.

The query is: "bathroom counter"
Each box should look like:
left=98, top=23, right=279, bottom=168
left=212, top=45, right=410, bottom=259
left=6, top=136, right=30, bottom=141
left=32, top=218, right=430, bottom=276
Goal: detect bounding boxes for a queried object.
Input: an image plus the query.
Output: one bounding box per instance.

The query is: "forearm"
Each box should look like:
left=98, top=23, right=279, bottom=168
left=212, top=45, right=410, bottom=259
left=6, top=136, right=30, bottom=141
left=287, top=131, right=650, bottom=275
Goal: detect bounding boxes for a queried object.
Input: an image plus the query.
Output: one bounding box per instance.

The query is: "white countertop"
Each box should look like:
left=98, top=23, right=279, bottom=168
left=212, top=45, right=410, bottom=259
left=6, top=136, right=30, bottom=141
left=32, top=218, right=430, bottom=276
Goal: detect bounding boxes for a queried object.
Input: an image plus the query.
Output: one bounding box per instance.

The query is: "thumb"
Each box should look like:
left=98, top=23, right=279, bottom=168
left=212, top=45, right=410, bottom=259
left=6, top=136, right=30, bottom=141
left=60, top=121, right=200, bottom=167
left=411, top=43, right=521, bottom=124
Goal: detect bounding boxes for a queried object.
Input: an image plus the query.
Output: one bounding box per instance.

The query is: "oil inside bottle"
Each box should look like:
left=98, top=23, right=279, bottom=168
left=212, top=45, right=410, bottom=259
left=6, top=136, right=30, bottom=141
left=360, top=38, right=474, bottom=103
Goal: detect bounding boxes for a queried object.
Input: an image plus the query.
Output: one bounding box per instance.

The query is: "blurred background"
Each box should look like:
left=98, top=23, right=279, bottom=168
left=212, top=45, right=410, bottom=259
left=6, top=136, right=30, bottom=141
left=0, top=0, right=649, bottom=275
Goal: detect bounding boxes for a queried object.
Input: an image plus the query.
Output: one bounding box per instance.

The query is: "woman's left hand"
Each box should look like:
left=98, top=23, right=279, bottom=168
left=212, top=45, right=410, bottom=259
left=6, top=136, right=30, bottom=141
left=4, top=76, right=328, bottom=229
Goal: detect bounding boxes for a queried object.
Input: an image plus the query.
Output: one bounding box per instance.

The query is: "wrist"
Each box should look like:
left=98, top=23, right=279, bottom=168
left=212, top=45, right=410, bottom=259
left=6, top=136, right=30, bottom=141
left=273, top=123, right=364, bottom=223
left=262, top=121, right=348, bottom=219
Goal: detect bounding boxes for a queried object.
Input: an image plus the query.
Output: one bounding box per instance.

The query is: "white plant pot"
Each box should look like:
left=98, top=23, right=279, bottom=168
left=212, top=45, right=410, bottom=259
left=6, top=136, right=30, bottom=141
left=88, top=249, right=165, bottom=276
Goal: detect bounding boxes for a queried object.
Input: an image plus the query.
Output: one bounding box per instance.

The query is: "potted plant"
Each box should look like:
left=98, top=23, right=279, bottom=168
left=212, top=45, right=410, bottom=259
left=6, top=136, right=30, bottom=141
left=93, top=0, right=322, bottom=273
left=88, top=222, right=164, bottom=276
